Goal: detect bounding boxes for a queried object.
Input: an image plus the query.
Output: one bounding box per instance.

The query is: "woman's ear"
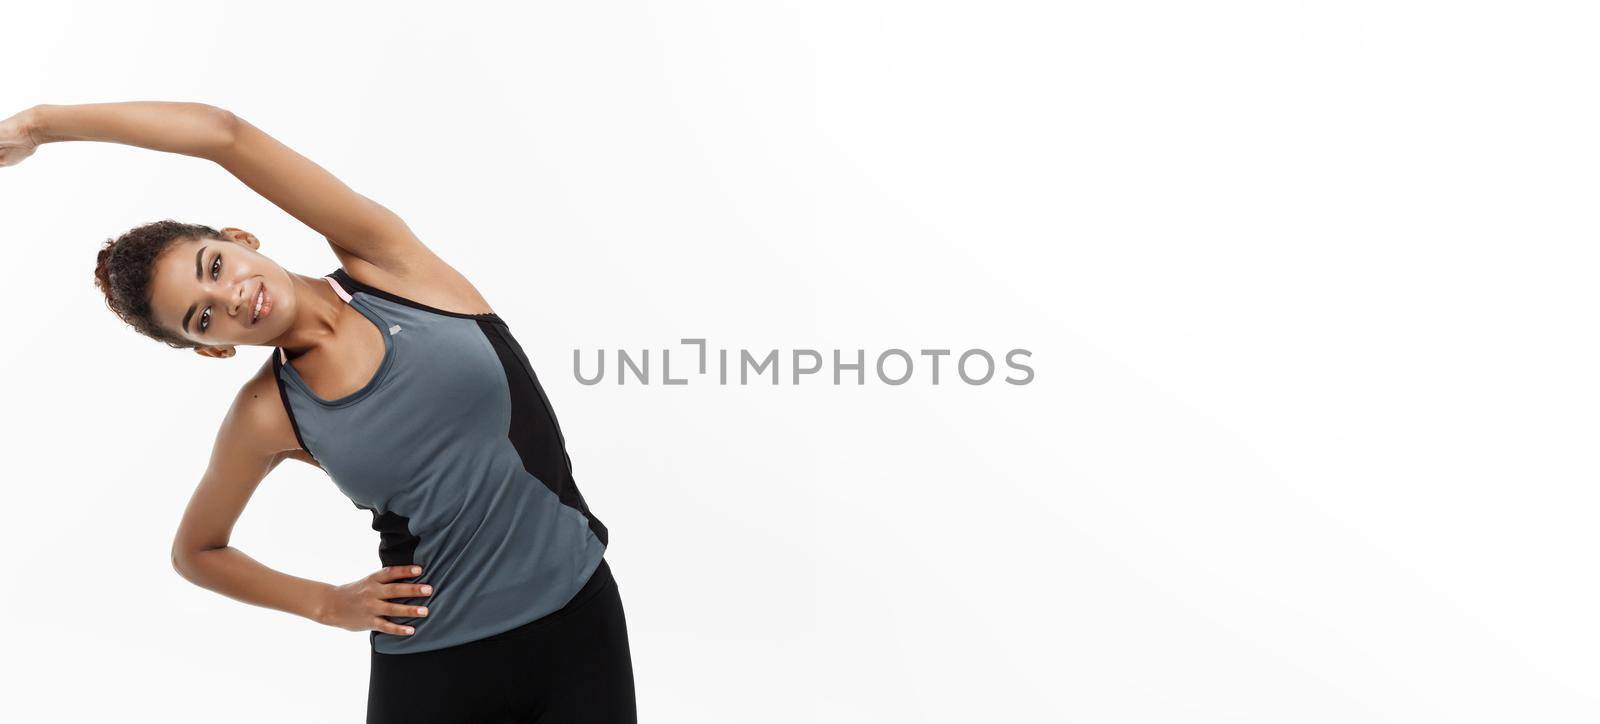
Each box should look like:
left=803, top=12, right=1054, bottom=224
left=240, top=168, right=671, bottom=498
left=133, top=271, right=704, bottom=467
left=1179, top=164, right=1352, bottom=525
left=194, top=345, right=238, bottom=359
left=218, top=226, right=260, bottom=250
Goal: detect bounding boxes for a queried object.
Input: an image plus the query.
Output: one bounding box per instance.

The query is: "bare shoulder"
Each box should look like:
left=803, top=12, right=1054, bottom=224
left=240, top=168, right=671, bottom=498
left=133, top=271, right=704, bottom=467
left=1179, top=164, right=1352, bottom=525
left=330, top=243, right=497, bottom=317
left=173, top=360, right=317, bottom=556
left=215, top=358, right=305, bottom=464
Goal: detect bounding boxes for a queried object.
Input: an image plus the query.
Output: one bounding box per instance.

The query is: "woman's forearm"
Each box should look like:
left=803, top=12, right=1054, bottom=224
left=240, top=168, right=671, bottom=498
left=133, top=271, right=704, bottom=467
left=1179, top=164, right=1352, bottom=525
left=173, top=545, right=334, bottom=624
left=25, top=101, right=237, bottom=159
left=11, top=100, right=418, bottom=262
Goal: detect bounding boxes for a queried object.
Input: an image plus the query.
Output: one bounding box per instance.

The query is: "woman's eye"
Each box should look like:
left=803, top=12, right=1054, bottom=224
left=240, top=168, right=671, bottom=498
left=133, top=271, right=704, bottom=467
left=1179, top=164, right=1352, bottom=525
left=212, top=255, right=221, bottom=280
left=200, top=308, right=211, bottom=333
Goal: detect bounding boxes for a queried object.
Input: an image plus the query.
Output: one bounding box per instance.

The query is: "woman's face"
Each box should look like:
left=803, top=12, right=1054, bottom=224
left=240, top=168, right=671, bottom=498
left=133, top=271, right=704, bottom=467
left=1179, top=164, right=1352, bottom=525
left=147, top=227, right=297, bottom=355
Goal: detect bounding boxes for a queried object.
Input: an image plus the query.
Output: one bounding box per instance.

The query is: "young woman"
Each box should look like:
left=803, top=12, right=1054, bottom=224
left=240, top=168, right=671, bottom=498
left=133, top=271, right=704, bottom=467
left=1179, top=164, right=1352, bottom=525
left=0, top=102, right=636, bottom=723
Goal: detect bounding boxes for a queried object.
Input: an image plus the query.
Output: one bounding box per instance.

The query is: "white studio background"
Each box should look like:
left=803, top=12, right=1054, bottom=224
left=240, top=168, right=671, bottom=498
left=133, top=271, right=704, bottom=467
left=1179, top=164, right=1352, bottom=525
left=2, top=1, right=1598, bottom=722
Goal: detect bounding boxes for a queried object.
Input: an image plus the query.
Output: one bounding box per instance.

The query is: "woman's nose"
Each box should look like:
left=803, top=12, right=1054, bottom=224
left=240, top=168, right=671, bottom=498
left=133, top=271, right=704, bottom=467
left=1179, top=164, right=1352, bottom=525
left=225, top=282, right=247, bottom=316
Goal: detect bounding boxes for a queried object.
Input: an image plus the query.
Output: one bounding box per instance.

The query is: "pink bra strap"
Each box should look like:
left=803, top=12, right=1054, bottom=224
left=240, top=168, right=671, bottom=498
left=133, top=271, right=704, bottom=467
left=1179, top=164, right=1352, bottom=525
left=278, top=276, right=354, bottom=364
left=324, top=274, right=353, bottom=303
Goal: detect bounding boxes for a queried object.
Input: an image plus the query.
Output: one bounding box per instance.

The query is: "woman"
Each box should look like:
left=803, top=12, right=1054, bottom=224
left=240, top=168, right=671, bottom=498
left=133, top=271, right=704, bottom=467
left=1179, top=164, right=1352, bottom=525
left=0, top=102, right=636, bottom=723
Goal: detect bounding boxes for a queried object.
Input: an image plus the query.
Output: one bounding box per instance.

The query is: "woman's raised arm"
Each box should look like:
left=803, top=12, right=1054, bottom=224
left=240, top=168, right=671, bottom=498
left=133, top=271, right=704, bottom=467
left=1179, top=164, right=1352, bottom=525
left=2, top=102, right=425, bottom=269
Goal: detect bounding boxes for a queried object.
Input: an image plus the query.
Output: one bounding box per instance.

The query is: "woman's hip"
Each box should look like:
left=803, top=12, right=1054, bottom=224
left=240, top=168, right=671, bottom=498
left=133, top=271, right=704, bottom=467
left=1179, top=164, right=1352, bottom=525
left=366, top=559, right=636, bottom=724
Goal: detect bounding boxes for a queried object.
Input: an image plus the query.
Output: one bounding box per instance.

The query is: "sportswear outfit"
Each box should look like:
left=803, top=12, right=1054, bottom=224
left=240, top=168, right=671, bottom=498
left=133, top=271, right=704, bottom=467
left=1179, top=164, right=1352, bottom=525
left=273, top=269, right=635, bottom=723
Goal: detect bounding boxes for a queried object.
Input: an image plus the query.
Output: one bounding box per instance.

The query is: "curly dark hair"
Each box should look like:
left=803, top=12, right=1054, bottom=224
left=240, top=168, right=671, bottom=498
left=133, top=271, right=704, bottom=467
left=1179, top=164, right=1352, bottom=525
left=93, top=219, right=222, bottom=349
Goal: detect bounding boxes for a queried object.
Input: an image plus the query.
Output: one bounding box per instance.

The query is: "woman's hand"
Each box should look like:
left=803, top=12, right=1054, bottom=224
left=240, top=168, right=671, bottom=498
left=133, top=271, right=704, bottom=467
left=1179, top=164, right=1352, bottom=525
left=0, top=108, right=40, bottom=167
left=317, top=564, right=434, bottom=636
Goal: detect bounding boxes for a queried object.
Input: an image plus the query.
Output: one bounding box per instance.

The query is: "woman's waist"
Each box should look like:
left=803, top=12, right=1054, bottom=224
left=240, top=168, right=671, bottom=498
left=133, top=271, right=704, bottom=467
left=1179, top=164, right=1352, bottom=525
left=370, top=541, right=607, bottom=654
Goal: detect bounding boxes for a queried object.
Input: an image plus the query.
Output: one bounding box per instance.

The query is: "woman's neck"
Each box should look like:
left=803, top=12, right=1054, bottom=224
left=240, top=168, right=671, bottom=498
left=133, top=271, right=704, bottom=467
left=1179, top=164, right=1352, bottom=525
left=273, top=273, right=348, bottom=358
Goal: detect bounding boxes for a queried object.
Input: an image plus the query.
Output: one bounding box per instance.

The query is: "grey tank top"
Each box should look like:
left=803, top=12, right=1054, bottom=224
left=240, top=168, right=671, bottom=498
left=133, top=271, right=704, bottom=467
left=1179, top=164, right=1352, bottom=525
left=273, top=268, right=608, bottom=654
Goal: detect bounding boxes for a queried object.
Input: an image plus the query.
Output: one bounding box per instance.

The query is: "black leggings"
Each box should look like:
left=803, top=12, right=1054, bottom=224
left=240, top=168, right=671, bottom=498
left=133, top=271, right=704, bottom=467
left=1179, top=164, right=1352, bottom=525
left=367, top=559, right=637, bottom=723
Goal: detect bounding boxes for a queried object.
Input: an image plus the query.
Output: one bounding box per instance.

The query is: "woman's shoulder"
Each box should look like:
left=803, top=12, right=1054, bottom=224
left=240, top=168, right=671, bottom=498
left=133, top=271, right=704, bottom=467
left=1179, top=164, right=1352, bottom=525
left=332, top=250, right=498, bottom=318
left=222, top=358, right=307, bottom=460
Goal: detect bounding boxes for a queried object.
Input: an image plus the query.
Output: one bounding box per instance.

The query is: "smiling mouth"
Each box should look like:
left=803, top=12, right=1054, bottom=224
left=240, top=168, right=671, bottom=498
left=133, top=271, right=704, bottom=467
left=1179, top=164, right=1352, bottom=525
left=252, top=284, right=272, bottom=324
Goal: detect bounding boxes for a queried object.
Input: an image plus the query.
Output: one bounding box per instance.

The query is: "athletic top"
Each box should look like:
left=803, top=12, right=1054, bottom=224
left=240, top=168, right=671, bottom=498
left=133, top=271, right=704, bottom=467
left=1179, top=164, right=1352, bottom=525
left=272, top=268, right=608, bottom=654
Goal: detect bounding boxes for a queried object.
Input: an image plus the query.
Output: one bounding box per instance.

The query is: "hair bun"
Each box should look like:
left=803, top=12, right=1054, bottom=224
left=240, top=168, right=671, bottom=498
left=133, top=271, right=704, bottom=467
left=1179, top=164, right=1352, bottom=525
left=93, top=238, right=116, bottom=295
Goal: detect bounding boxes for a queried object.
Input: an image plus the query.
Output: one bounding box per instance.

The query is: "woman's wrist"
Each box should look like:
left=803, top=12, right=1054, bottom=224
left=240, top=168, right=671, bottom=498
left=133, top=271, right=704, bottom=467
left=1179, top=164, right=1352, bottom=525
left=17, top=105, right=48, bottom=145
left=308, top=581, right=335, bottom=625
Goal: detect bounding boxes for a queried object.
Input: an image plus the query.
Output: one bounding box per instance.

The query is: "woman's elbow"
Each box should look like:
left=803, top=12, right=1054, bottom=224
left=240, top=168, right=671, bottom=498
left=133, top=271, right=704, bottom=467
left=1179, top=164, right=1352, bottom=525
left=170, top=541, right=212, bottom=583
left=170, top=547, right=192, bottom=581
left=192, top=104, right=241, bottom=158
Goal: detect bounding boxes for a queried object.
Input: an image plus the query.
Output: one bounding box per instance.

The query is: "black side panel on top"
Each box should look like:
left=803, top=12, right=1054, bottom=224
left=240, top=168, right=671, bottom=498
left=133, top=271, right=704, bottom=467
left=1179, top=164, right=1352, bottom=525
left=360, top=504, right=424, bottom=639
left=362, top=505, right=422, bottom=568
left=476, top=318, right=609, bottom=546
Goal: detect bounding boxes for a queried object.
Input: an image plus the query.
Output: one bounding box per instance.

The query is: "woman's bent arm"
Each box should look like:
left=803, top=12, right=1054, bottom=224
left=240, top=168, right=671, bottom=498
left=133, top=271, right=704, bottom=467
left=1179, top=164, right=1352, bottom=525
left=170, top=366, right=432, bottom=637
left=172, top=534, right=336, bottom=624
left=170, top=368, right=335, bottom=623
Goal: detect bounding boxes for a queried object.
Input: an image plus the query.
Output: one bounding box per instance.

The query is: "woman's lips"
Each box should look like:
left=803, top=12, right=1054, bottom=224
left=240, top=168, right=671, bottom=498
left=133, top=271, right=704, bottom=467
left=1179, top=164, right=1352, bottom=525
left=254, top=284, right=273, bottom=324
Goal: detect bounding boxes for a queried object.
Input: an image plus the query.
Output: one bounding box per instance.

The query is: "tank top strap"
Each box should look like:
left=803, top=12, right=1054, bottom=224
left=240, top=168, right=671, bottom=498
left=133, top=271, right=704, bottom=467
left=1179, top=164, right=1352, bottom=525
left=277, top=276, right=356, bottom=364
left=324, top=273, right=354, bottom=303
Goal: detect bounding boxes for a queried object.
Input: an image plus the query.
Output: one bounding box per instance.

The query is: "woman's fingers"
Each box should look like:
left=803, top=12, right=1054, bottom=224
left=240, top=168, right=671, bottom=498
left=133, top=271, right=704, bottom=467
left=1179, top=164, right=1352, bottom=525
left=371, top=617, right=415, bottom=636
left=372, top=564, right=423, bottom=583
left=381, top=582, right=434, bottom=599
left=379, top=601, right=429, bottom=618
left=0, top=145, right=35, bottom=167
left=359, top=566, right=432, bottom=636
